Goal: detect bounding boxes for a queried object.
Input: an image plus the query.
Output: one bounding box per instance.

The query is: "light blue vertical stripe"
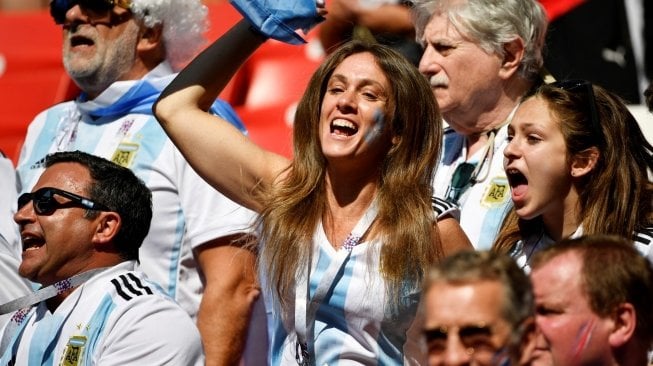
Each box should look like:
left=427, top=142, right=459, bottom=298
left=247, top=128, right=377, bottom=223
left=477, top=200, right=513, bottom=250
left=310, top=247, right=354, bottom=365
left=28, top=310, right=64, bottom=366
left=70, top=120, right=107, bottom=156
left=83, top=294, right=116, bottom=364
left=17, top=108, right=64, bottom=193
left=125, top=118, right=183, bottom=298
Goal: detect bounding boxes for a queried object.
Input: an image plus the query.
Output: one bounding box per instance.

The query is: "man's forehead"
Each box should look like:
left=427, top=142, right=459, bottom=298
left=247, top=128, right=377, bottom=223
left=532, top=252, right=584, bottom=298
left=425, top=280, right=506, bottom=322
left=35, top=162, right=90, bottom=193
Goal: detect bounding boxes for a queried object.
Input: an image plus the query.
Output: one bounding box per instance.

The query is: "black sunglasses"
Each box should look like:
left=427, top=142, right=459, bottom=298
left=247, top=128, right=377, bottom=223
left=550, top=79, right=603, bottom=145
left=18, top=187, right=111, bottom=216
left=49, top=0, right=131, bottom=25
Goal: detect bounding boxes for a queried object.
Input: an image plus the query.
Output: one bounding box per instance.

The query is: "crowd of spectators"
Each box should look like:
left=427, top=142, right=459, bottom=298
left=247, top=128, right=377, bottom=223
left=0, top=0, right=652, bottom=365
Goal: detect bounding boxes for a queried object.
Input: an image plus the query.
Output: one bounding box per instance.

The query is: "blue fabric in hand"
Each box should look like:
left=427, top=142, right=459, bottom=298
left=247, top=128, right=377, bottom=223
left=230, top=0, right=324, bottom=44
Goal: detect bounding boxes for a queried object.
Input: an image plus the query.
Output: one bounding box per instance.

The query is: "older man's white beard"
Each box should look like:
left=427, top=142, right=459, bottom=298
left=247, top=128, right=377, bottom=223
left=428, top=74, right=449, bottom=88
left=64, top=22, right=140, bottom=97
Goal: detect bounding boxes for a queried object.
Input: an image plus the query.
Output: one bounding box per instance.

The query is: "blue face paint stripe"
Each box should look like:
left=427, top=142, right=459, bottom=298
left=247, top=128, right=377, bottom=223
left=363, top=108, right=385, bottom=145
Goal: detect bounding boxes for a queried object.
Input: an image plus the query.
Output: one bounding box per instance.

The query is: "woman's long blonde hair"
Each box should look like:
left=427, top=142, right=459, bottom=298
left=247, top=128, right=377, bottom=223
left=257, top=41, right=444, bottom=311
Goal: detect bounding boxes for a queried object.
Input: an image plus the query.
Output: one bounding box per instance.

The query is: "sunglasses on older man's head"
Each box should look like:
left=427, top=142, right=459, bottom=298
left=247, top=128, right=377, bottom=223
left=18, top=187, right=111, bottom=216
left=49, top=0, right=132, bottom=25
left=550, top=79, right=603, bottom=145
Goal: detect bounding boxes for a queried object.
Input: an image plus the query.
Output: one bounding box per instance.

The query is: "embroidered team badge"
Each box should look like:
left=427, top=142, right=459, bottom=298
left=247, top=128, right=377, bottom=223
left=111, top=142, right=139, bottom=168
left=61, top=336, right=87, bottom=366
left=481, top=176, right=510, bottom=207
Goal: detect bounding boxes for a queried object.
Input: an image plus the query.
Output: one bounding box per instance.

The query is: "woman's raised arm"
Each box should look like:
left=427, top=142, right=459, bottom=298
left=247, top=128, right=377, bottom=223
left=154, top=20, right=291, bottom=212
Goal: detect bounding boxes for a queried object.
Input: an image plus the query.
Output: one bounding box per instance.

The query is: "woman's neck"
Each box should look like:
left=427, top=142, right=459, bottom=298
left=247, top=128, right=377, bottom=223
left=322, top=172, right=379, bottom=249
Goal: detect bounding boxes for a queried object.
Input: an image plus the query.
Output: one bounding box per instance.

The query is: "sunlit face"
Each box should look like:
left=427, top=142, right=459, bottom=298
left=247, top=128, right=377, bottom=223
left=418, top=12, right=504, bottom=132
left=62, top=4, right=141, bottom=97
left=319, top=52, right=394, bottom=168
left=423, top=280, right=513, bottom=366
left=530, top=252, right=612, bottom=366
left=503, top=97, right=575, bottom=223
left=14, top=163, right=100, bottom=286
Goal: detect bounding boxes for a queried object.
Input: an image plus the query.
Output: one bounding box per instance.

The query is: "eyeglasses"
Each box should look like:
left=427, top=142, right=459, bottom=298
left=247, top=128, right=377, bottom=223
left=550, top=79, right=603, bottom=145
left=49, top=0, right=132, bottom=25
left=18, top=187, right=111, bottom=216
left=424, top=324, right=508, bottom=364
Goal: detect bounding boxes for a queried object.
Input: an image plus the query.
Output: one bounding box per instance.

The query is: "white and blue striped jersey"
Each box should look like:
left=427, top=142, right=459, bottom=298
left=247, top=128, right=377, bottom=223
left=269, top=198, right=458, bottom=365
left=15, top=62, right=256, bottom=319
left=509, top=225, right=653, bottom=273
left=432, top=125, right=513, bottom=250
left=0, top=262, right=204, bottom=365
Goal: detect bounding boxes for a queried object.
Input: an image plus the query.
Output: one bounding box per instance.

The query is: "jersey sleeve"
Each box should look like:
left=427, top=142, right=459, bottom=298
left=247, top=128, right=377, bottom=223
left=173, top=147, right=257, bottom=250
left=431, top=196, right=460, bottom=221
left=95, top=274, right=205, bottom=365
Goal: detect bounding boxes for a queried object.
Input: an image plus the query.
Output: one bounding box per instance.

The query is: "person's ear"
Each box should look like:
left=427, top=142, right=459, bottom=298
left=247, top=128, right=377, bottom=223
left=137, top=24, right=163, bottom=52
left=608, top=303, right=637, bottom=348
left=92, top=211, right=121, bottom=246
left=570, top=147, right=599, bottom=178
left=516, top=317, right=537, bottom=366
left=499, top=37, right=525, bottom=80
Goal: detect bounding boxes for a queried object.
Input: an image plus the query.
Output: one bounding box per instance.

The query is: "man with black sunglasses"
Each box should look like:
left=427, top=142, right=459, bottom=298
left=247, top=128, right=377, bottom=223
left=15, top=0, right=261, bottom=364
left=1, top=150, right=203, bottom=364
left=423, top=250, right=536, bottom=366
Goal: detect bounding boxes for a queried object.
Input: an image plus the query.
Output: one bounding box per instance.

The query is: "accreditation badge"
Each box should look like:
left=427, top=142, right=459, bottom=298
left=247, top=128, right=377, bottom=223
left=61, top=336, right=86, bottom=366
left=111, top=142, right=139, bottom=168
left=481, top=176, right=510, bottom=207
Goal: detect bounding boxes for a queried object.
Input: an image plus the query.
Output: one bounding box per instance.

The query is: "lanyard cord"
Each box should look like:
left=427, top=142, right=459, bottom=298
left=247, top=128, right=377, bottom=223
left=294, top=198, right=379, bottom=366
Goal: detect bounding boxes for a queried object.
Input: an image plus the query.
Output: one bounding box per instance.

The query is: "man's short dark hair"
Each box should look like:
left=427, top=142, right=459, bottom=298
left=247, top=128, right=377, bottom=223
left=45, top=150, right=152, bottom=260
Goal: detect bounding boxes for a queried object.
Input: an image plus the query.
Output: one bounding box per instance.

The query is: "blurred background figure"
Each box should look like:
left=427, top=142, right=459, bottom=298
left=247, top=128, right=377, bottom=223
left=0, top=153, right=31, bottom=330
left=319, top=0, right=422, bottom=65
left=540, top=0, right=651, bottom=104
left=0, top=0, right=47, bottom=11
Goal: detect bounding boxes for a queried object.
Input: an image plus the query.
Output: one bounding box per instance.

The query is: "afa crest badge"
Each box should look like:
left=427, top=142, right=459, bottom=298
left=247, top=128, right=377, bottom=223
left=481, top=176, right=510, bottom=207
left=111, top=142, right=139, bottom=168
left=61, top=336, right=86, bottom=366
